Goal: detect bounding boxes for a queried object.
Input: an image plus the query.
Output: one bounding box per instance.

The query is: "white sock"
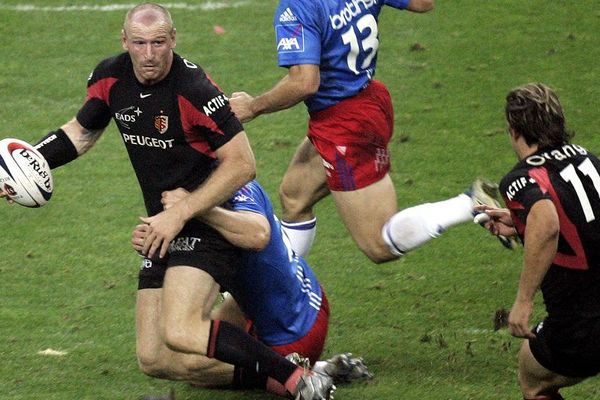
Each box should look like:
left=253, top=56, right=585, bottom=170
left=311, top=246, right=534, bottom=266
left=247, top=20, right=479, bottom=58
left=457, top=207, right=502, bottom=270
left=382, top=194, right=472, bottom=255
left=281, top=218, right=317, bottom=258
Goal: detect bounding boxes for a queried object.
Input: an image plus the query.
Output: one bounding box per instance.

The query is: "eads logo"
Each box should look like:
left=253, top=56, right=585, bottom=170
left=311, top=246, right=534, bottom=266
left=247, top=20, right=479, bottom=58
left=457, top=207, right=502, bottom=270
left=115, top=106, right=142, bottom=129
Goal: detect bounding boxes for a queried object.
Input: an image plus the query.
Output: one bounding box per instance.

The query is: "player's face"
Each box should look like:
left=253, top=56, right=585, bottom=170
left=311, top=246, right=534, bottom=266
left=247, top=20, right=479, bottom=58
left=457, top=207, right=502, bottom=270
left=122, top=21, right=176, bottom=85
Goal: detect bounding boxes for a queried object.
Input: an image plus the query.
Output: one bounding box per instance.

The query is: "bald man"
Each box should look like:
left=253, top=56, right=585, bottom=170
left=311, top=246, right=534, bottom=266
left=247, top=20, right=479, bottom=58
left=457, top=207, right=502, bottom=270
left=3, top=3, right=334, bottom=399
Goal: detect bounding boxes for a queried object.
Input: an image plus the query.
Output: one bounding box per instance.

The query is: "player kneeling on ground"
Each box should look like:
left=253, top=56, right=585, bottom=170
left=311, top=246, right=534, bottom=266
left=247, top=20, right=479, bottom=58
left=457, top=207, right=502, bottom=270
left=478, top=83, right=600, bottom=400
left=132, top=180, right=372, bottom=395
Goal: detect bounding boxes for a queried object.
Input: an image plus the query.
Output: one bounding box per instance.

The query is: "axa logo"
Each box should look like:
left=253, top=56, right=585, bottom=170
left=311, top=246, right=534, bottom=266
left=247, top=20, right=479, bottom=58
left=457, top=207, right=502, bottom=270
left=279, top=7, right=297, bottom=22
left=276, top=24, right=304, bottom=52
left=278, top=36, right=301, bottom=51
left=115, top=106, right=142, bottom=129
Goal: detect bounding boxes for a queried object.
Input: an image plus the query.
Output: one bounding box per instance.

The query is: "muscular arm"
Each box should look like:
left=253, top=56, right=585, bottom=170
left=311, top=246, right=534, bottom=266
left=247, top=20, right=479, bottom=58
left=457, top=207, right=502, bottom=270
left=177, top=132, right=256, bottom=219
left=158, top=187, right=271, bottom=251
left=508, top=199, right=559, bottom=338
left=230, top=64, right=320, bottom=123
left=142, top=132, right=256, bottom=258
left=200, top=208, right=271, bottom=251
left=61, top=117, right=105, bottom=155
left=407, top=0, right=434, bottom=12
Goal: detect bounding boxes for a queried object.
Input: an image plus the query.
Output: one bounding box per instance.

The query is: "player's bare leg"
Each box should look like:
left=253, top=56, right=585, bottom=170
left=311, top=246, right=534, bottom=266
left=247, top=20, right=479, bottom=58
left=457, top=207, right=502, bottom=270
left=136, top=270, right=235, bottom=384
left=518, top=341, right=582, bottom=399
left=331, top=175, right=398, bottom=263
left=333, top=173, right=477, bottom=264
left=136, top=287, right=234, bottom=385
left=160, top=267, right=219, bottom=354
left=279, top=138, right=329, bottom=257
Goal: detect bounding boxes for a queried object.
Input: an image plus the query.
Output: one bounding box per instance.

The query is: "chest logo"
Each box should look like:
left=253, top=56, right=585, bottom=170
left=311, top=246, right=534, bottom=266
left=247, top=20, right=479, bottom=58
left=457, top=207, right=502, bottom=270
left=140, top=93, right=152, bottom=99
left=115, top=106, right=142, bottom=129
left=154, top=115, right=169, bottom=134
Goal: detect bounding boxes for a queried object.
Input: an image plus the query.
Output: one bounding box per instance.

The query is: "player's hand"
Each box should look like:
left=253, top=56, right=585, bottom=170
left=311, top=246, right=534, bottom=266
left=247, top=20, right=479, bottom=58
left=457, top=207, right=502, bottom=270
left=161, top=188, right=189, bottom=210
left=140, top=206, right=187, bottom=259
left=0, top=188, right=15, bottom=204
left=473, top=205, right=517, bottom=237
left=229, top=91, right=256, bottom=123
left=131, top=223, right=149, bottom=253
left=508, top=299, right=536, bottom=339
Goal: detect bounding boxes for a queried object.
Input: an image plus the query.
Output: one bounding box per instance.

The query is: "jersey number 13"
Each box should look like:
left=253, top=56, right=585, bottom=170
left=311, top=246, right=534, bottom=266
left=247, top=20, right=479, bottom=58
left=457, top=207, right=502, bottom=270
left=341, top=14, right=379, bottom=75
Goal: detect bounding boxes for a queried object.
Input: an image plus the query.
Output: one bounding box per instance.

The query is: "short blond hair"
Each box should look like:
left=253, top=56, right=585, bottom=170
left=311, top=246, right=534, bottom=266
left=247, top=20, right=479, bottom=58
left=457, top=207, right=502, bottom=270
left=124, top=3, right=173, bottom=32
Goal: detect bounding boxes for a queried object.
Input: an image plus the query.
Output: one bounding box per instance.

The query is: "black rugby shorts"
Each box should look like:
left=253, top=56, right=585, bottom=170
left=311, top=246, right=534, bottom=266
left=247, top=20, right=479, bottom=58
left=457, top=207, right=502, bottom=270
left=138, top=219, right=240, bottom=292
left=529, top=316, right=600, bottom=378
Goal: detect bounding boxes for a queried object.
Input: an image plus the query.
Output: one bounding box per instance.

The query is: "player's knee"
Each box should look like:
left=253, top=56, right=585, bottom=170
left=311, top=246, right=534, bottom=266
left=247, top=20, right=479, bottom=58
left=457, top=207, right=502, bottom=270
left=518, top=370, right=546, bottom=399
left=163, top=326, right=203, bottom=356
left=359, top=240, right=399, bottom=264
left=137, top=351, right=168, bottom=379
left=163, top=320, right=210, bottom=356
left=279, top=184, right=311, bottom=221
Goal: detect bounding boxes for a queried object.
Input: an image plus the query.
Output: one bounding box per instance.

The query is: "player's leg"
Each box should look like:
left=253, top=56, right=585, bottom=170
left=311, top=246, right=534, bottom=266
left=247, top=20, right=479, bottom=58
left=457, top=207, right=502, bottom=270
left=210, top=293, right=249, bottom=329
left=136, top=287, right=235, bottom=385
left=160, top=266, right=322, bottom=397
left=332, top=174, right=476, bottom=263
left=279, top=138, right=329, bottom=257
left=330, top=175, right=398, bottom=263
left=518, top=340, right=582, bottom=399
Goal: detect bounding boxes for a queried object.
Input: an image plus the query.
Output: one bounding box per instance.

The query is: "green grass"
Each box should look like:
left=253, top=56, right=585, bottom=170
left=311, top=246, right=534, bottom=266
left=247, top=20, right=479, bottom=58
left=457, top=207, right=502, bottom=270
left=1, top=1, right=599, bottom=399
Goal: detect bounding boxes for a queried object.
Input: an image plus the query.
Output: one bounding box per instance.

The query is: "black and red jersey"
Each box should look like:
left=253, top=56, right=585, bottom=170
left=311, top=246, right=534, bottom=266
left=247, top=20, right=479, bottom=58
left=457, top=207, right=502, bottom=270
left=500, top=144, right=600, bottom=317
left=76, top=52, right=243, bottom=216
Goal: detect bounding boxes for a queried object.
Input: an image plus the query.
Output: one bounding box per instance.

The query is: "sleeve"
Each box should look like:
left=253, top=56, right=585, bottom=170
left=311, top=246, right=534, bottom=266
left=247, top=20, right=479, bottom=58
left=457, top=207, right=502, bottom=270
left=383, top=0, right=411, bottom=9
left=274, top=0, right=322, bottom=67
left=178, top=67, right=244, bottom=151
left=229, top=181, right=268, bottom=217
left=500, top=167, right=552, bottom=232
left=76, top=63, right=115, bottom=131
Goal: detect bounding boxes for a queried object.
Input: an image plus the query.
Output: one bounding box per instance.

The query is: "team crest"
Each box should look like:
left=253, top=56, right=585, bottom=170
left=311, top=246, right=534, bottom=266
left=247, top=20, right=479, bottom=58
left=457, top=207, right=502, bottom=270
left=154, top=115, right=169, bottom=134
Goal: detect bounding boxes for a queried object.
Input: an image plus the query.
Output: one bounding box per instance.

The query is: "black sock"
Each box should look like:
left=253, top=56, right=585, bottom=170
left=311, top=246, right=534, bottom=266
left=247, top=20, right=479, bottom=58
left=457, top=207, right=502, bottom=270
left=232, top=366, right=267, bottom=389
left=207, top=320, right=297, bottom=385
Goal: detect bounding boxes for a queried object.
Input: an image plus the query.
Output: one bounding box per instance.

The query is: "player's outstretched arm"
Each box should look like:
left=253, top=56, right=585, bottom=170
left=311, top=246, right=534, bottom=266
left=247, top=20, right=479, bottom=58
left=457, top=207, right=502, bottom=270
left=407, top=0, right=434, bottom=13
left=34, top=117, right=105, bottom=170
left=60, top=118, right=105, bottom=155
left=230, top=64, right=320, bottom=123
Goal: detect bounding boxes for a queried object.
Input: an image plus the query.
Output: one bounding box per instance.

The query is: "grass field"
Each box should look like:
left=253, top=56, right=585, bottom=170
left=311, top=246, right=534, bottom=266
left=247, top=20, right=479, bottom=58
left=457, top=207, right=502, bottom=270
left=1, top=1, right=599, bottom=399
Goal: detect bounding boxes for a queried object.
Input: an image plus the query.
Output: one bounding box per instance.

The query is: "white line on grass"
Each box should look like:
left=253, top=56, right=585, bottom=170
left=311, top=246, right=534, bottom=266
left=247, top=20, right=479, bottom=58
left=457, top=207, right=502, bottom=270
left=0, top=1, right=249, bottom=12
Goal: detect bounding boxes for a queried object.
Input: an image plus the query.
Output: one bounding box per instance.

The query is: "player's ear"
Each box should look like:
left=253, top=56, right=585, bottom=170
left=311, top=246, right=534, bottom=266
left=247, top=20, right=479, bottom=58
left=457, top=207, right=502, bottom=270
left=121, top=29, right=128, bottom=50
left=171, top=28, right=177, bottom=49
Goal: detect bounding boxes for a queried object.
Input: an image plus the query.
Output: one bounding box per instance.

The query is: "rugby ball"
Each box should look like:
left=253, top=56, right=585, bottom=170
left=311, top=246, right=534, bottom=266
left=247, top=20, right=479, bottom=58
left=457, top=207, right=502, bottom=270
left=0, top=138, right=53, bottom=207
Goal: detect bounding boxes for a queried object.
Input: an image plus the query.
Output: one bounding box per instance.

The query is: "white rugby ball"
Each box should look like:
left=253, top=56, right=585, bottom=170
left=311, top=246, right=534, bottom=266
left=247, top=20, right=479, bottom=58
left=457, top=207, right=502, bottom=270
left=0, top=138, right=53, bottom=207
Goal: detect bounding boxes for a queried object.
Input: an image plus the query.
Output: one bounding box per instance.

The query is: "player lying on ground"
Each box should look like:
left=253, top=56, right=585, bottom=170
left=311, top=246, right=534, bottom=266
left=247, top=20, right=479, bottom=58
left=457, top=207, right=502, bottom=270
left=132, top=180, right=372, bottom=391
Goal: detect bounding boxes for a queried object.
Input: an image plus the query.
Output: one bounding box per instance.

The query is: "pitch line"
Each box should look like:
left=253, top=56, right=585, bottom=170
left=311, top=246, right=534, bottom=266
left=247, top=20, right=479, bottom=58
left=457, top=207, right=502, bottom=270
left=0, top=1, right=249, bottom=12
